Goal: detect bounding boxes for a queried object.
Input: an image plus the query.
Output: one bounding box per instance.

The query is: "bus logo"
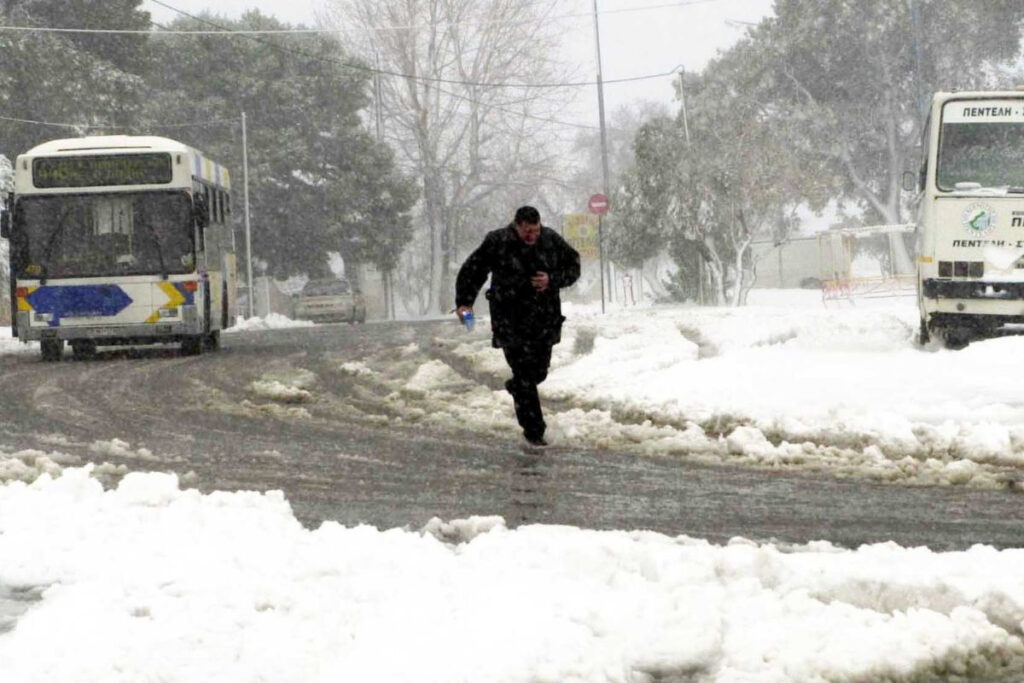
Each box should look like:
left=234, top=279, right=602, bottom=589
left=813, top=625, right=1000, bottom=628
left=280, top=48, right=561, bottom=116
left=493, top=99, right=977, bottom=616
left=962, top=203, right=997, bottom=235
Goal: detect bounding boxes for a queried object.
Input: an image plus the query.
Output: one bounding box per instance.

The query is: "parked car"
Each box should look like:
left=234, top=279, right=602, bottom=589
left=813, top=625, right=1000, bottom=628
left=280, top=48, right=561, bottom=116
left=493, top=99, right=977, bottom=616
left=292, top=278, right=367, bottom=324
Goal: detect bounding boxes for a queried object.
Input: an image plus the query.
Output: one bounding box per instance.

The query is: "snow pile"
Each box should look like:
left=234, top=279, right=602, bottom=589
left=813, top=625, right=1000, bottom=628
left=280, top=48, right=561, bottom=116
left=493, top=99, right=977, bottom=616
left=89, top=438, right=156, bottom=461
left=0, top=449, right=71, bottom=484
left=228, top=313, right=314, bottom=331
left=0, top=468, right=1022, bottom=682
left=0, top=327, right=36, bottom=355
left=248, top=379, right=313, bottom=404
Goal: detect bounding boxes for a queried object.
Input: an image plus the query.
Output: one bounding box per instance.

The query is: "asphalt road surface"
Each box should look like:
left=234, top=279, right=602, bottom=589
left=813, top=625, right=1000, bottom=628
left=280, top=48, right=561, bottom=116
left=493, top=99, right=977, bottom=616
left=0, top=320, right=1021, bottom=551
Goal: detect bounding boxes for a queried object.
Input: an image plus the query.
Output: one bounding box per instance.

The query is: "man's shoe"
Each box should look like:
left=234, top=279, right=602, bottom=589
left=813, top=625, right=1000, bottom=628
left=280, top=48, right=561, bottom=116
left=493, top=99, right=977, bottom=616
left=524, top=434, right=548, bottom=447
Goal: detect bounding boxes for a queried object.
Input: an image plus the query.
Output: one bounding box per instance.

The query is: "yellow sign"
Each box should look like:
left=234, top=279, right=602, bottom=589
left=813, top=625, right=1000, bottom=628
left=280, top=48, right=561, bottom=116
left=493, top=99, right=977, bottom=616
left=563, top=213, right=599, bottom=259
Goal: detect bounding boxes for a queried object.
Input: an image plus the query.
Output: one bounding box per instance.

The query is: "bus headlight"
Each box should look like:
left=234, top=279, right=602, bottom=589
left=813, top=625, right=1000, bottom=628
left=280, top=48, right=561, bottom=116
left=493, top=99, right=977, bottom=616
left=158, top=307, right=179, bottom=318
left=34, top=312, right=52, bottom=323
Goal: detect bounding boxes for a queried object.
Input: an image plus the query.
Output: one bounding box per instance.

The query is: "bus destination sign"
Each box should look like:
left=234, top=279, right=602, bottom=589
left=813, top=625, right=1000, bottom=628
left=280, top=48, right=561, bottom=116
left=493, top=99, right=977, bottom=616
left=33, top=153, right=173, bottom=188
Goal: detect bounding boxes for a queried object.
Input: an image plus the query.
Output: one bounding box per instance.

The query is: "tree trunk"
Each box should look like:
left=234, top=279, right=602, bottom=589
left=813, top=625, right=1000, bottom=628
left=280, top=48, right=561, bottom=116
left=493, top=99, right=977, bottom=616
left=421, top=166, right=446, bottom=316
left=702, top=239, right=726, bottom=306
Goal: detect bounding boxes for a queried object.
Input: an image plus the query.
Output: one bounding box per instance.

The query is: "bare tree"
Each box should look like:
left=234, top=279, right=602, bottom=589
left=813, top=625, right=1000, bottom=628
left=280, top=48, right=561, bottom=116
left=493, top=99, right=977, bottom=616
left=324, top=0, right=577, bottom=314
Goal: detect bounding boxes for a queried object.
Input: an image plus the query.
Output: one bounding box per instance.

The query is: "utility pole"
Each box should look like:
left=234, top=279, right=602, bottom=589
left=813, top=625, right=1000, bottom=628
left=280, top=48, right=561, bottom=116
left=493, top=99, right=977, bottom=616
left=241, top=111, right=254, bottom=318
left=593, top=0, right=610, bottom=314
left=909, top=0, right=925, bottom=112
left=373, top=50, right=394, bottom=320
left=677, top=70, right=700, bottom=303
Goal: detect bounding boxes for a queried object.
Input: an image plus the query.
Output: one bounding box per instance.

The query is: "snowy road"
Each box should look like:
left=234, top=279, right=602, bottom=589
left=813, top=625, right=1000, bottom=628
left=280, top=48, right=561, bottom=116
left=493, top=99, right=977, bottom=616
left=5, top=299, right=1024, bottom=681
left=0, top=315, right=1021, bottom=550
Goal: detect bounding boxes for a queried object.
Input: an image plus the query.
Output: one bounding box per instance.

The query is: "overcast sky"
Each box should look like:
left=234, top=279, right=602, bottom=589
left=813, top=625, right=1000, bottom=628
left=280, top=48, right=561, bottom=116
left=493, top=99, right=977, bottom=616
left=142, top=0, right=775, bottom=125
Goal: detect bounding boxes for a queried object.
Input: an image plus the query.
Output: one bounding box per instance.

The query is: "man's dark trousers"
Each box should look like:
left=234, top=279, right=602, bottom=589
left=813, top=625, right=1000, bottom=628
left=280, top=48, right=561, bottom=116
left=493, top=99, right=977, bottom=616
left=502, top=341, right=553, bottom=441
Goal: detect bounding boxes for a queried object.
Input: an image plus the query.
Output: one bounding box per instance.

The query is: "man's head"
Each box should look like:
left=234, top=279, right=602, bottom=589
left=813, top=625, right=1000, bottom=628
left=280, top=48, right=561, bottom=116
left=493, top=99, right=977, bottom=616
left=513, top=205, right=542, bottom=245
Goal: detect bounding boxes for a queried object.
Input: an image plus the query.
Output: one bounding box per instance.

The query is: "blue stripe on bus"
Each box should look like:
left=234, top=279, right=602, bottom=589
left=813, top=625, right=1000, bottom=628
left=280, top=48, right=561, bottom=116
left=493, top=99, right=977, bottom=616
left=27, top=285, right=133, bottom=327
left=173, top=282, right=195, bottom=305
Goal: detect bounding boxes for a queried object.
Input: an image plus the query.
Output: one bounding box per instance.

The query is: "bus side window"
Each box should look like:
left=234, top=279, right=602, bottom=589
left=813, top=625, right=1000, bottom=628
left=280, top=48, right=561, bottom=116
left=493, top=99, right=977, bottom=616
left=193, top=189, right=206, bottom=252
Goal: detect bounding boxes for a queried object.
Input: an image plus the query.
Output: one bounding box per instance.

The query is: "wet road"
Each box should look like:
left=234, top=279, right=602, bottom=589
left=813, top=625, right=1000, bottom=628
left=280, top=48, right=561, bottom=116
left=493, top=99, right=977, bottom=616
left=0, top=320, right=1021, bottom=551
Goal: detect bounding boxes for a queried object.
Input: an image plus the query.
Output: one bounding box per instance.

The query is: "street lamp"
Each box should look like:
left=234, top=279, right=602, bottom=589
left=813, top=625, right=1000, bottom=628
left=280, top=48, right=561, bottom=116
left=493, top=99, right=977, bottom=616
left=592, top=0, right=610, bottom=313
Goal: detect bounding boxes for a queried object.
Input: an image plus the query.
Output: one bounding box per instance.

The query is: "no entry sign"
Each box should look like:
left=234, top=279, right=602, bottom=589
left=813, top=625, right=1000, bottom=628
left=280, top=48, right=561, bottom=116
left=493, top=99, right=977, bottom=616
left=588, top=193, right=609, bottom=215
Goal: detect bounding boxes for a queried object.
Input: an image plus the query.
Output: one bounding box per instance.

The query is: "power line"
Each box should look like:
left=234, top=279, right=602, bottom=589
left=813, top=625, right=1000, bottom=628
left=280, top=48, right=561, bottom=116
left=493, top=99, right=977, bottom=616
left=0, top=113, right=239, bottom=130
left=152, top=0, right=680, bottom=90
left=0, top=0, right=693, bottom=89
left=146, top=0, right=646, bottom=132
left=0, top=0, right=720, bottom=35
left=0, top=1, right=675, bottom=133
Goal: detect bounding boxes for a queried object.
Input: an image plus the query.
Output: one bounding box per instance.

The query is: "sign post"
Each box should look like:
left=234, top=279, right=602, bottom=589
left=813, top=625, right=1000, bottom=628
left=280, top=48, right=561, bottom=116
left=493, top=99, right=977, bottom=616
left=588, top=193, right=610, bottom=313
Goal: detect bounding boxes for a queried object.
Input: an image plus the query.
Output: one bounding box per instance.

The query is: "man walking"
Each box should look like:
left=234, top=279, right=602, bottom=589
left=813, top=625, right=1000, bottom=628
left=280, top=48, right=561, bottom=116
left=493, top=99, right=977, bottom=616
left=455, top=206, right=581, bottom=446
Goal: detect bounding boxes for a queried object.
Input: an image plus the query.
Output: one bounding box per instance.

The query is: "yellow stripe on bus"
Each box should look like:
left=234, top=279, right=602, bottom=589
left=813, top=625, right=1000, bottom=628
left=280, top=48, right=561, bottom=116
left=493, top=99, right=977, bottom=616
left=17, top=286, right=38, bottom=312
left=145, top=282, right=188, bottom=323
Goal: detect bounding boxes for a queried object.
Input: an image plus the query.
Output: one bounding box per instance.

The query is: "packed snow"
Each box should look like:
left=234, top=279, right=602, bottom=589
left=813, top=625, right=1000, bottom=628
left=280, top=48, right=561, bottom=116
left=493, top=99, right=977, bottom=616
left=3, top=290, right=1024, bottom=681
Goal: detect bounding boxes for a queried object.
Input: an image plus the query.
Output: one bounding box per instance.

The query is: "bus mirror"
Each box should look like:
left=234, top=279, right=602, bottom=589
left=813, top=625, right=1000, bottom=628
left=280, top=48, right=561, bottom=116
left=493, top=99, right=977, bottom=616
left=193, top=196, right=209, bottom=229
left=0, top=193, right=10, bottom=238
left=902, top=171, right=917, bottom=193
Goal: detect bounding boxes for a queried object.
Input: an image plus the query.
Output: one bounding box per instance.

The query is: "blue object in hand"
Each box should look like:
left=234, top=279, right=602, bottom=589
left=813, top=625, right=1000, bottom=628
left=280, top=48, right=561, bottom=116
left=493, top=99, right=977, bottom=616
left=462, top=311, right=475, bottom=331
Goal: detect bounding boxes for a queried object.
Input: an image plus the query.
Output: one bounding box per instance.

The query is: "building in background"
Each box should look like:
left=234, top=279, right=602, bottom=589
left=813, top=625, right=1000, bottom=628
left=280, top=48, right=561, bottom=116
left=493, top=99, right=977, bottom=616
left=751, top=237, right=821, bottom=289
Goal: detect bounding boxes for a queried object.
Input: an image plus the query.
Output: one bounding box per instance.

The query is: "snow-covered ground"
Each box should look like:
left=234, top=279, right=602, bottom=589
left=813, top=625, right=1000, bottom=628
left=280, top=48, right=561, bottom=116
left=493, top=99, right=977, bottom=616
left=427, top=289, right=1024, bottom=489
left=3, top=291, right=1024, bottom=681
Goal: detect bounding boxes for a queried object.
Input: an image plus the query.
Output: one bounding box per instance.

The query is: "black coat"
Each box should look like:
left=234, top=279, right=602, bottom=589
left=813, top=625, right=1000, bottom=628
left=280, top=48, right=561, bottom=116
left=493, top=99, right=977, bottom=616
left=456, top=224, right=581, bottom=348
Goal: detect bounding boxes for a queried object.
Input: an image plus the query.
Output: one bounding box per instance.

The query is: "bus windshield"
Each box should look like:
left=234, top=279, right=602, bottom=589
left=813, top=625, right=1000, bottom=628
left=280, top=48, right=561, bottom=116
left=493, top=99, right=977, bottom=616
left=13, top=191, right=194, bottom=279
left=938, top=103, right=1024, bottom=191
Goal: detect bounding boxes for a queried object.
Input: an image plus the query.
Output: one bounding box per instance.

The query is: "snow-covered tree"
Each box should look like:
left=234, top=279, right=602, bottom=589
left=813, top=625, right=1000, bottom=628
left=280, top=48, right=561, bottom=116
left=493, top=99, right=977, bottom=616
left=748, top=0, right=1024, bottom=271
left=615, top=60, right=802, bottom=307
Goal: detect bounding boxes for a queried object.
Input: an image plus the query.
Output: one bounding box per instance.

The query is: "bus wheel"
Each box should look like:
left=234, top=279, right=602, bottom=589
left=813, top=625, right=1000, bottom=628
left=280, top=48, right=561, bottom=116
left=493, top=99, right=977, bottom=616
left=181, top=336, right=203, bottom=356
left=71, top=340, right=97, bottom=360
left=941, top=327, right=971, bottom=350
left=40, top=339, right=64, bottom=362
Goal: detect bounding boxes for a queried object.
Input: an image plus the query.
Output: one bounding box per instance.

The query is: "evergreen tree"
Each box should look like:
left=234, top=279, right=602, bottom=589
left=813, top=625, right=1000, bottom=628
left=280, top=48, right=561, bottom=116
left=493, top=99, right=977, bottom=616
left=0, top=0, right=150, bottom=159
left=143, top=11, right=416, bottom=278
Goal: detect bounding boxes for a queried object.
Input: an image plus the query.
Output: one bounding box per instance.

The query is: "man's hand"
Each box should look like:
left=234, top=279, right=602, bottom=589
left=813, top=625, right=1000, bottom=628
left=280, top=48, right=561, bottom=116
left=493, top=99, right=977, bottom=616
left=531, top=271, right=550, bottom=293
left=457, top=305, right=473, bottom=322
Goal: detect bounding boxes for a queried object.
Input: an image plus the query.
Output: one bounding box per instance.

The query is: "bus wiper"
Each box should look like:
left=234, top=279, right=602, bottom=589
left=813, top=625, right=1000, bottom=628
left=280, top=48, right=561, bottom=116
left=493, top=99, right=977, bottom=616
left=953, top=182, right=1009, bottom=195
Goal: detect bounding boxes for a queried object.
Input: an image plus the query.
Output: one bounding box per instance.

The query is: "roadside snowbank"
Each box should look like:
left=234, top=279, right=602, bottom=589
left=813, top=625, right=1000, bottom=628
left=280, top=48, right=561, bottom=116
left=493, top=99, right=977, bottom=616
left=428, top=291, right=1024, bottom=487
left=1, top=467, right=1022, bottom=683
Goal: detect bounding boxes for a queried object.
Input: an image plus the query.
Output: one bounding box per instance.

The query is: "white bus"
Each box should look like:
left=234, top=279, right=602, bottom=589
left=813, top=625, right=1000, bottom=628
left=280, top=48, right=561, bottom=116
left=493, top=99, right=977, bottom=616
left=915, top=90, right=1024, bottom=347
left=1, top=135, right=238, bottom=360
